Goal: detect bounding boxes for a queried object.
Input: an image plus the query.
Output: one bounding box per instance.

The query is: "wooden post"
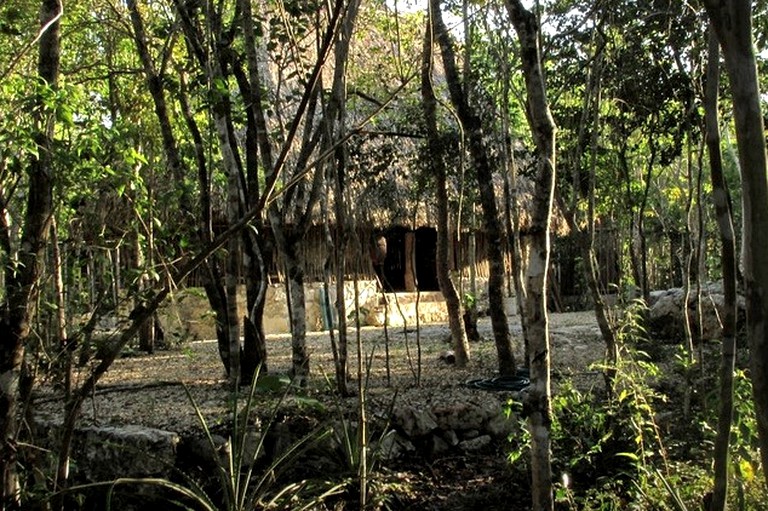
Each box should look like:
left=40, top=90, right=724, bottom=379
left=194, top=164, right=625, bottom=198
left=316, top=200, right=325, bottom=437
left=404, top=231, right=417, bottom=292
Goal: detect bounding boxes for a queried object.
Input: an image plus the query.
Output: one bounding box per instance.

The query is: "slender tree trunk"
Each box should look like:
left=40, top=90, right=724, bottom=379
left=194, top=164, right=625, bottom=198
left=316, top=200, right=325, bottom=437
left=422, top=9, right=470, bottom=366
left=206, top=6, right=245, bottom=388
left=558, top=27, right=618, bottom=394
left=506, top=2, right=556, bottom=509
left=682, top=137, right=700, bottom=417
left=617, top=145, right=644, bottom=296
left=581, top=43, right=620, bottom=390
left=131, top=0, right=236, bottom=368
left=332, top=173, right=349, bottom=394
left=704, top=0, right=768, bottom=490
left=133, top=167, right=155, bottom=354
left=328, top=0, right=362, bottom=395
left=265, top=0, right=358, bottom=390
left=237, top=0, right=273, bottom=381
left=177, top=71, right=231, bottom=370
left=499, top=47, right=530, bottom=360
left=283, top=244, right=310, bottom=386
left=431, top=0, right=515, bottom=375
left=0, top=1, right=60, bottom=506
left=50, top=219, right=72, bottom=398
left=704, top=28, right=738, bottom=511
left=126, top=0, right=191, bottom=212
left=223, top=139, right=242, bottom=388
left=637, top=141, right=656, bottom=302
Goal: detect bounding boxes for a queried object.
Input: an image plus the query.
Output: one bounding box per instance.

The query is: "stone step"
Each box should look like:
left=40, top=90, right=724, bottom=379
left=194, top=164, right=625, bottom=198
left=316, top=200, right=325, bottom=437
left=376, top=291, right=445, bottom=305
left=366, top=298, right=448, bottom=327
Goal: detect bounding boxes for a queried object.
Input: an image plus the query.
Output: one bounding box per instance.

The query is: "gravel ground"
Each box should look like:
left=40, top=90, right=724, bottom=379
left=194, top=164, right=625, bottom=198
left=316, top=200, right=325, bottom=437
left=28, top=310, right=610, bottom=510
left=33, top=311, right=604, bottom=433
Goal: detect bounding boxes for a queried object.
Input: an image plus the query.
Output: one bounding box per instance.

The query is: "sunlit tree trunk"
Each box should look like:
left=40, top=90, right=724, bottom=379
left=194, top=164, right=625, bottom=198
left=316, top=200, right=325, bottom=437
left=0, top=1, right=60, bottom=505
left=703, top=0, right=768, bottom=491
left=431, top=0, right=516, bottom=376
left=506, top=1, right=557, bottom=509
left=422, top=7, right=470, bottom=367
left=703, top=27, right=738, bottom=511
left=263, top=0, right=355, bottom=389
left=498, top=39, right=530, bottom=361
left=49, top=218, right=72, bottom=399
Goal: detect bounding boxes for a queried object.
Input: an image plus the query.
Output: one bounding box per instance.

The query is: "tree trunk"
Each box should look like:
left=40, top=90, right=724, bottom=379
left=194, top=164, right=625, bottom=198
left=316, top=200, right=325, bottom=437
left=50, top=218, right=73, bottom=398
left=205, top=7, right=245, bottom=388
left=177, top=71, right=232, bottom=372
left=0, top=1, right=60, bottom=506
left=499, top=51, right=530, bottom=361
left=704, top=0, right=768, bottom=491
left=506, top=1, right=556, bottom=509
left=422, top=8, right=470, bottom=366
left=126, top=0, right=191, bottom=213
left=264, top=0, right=358, bottom=390
left=431, top=0, right=516, bottom=376
left=238, top=0, right=272, bottom=381
left=703, top=27, right=738, bottom=511
left=332, top=181, right=350, bottom=394
left=327, top=0, right=361, bottom=396
left=241, top=233, right=269, bottom=383
left=133, top=172, right=155, bottom=354
left=223, top=129, right=242, bottom=388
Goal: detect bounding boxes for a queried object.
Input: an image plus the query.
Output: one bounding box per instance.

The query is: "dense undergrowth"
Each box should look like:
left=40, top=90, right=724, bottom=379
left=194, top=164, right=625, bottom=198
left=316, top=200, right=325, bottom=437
left=504, top=301, right=766, bottom=511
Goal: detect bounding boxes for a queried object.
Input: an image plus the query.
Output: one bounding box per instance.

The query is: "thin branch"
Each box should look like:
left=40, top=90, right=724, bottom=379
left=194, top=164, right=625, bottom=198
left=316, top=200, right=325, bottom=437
left=0, top=0, right=64, bottom=83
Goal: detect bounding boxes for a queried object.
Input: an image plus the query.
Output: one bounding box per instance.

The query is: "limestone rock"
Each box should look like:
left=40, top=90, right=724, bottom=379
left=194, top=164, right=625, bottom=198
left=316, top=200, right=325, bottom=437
left=376, top=430, right=415, bottom=461
left=393, top=406, right=439, bottom=437
left=459, top=434, right=492, bottom=452
left=72, top=424, right=180, bottom=482
left=430, top=434, right=451, bottom=455
left=648, top=283, right=745, bottom=341
left=431, top=397, right=504, bottom=432
left=442, top=429, right=460, bottom=447
left=487, top=413, right=516, bottom=438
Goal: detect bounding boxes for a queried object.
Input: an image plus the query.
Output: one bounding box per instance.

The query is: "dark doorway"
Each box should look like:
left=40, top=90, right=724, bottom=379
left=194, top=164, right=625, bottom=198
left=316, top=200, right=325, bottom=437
left=414, top=227, right=439, bottom=291
left=380, top=226, right=407, bottom=291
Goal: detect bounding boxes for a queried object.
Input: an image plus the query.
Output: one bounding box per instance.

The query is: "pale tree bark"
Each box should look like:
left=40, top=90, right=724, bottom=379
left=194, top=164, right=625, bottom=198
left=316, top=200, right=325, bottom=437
left=263, top=0, right=353, bottom=388
left=703, top=27, right=738, bottom=511
left=431, top=0, right=516, bottom=376
left=177, top=70, right=231, bottom=371
left=703, top=0, right=768, bottom=491
left=327, top=0, right=361, bottom=395
left=49, top=218, right=73, bottom=398
left=0, top=1, right=61, bottom=506
left=506, top=1, right=557, bottom=509
left=701, top=0, right=768, bottom=495
left=199, top=1, right=246, bottom=389
left=422, top=6, right=470, bottom=367
left=132, top=162, right=156, bottom=355
left=174, top=0, right=260, bottom=387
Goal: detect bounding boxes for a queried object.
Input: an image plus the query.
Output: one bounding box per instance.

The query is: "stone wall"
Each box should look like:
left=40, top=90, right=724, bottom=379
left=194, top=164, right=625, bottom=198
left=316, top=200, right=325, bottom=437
left=154, top=277, right=510, bottom=342
left=157, top=281, right=380, bottom=341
